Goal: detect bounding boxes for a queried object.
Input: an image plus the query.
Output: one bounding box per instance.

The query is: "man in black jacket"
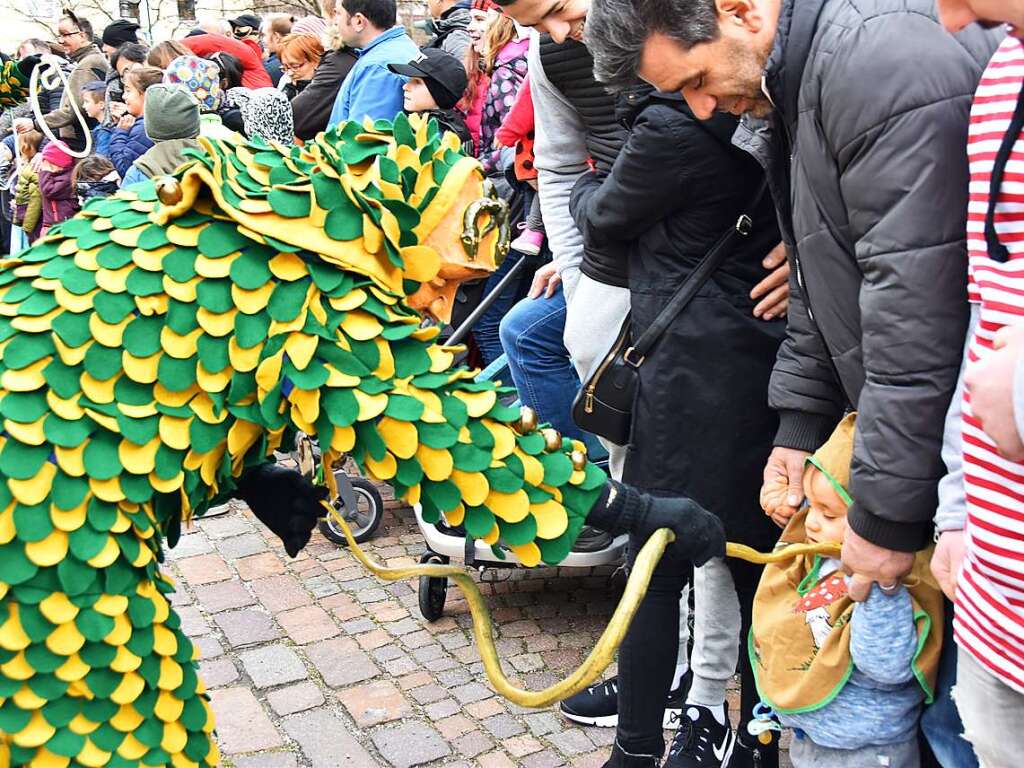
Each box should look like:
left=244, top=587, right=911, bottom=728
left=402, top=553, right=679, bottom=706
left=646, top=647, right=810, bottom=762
left=584, top=0, right=998, bottom=764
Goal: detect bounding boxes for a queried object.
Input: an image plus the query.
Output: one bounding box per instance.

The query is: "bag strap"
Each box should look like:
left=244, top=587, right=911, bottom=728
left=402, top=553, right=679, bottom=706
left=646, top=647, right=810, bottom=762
left=622, top=178, right=769, bottom=367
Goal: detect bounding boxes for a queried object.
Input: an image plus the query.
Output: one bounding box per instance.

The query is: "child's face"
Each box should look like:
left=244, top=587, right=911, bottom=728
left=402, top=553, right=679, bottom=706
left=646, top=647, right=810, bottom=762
left=403, top=77, right=438, bottom=113
left=802, top=466, right=849, bottom=545
left=123, top=81, right=145, bottom=117
left=83, top=94, right=104, bottom=120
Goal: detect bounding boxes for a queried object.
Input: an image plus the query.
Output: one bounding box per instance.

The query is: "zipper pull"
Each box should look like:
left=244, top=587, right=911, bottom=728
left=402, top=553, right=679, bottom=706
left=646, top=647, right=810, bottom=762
left=584, top=388, right=594, bottom=414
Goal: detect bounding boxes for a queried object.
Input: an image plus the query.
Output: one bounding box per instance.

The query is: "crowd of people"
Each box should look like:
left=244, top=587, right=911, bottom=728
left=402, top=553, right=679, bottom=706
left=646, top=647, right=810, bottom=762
left=1, top=0, right=1023, bottom=766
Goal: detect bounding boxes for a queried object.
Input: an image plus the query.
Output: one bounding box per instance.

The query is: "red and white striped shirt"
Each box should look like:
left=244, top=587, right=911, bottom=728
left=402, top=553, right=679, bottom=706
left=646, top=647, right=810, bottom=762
left=958, top=34, right=1024, bottom=694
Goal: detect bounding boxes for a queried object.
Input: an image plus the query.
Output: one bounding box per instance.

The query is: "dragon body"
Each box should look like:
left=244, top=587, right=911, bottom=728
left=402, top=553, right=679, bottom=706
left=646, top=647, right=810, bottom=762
left=0, top=61, right=607, bottom=767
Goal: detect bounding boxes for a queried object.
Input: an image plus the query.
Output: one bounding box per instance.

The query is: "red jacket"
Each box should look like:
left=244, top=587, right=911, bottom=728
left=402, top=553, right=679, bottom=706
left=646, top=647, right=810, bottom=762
left=182, top=34, right=272, bottom=89
left=494, top=76, right=536, bottom=182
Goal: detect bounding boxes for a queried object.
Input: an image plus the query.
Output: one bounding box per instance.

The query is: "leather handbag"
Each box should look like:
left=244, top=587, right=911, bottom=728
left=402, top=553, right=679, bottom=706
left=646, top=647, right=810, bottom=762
left=571, top=180, right=768, bottom=445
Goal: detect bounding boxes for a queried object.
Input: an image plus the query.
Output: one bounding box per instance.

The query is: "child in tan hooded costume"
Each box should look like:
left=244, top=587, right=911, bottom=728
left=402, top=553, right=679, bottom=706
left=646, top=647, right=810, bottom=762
left=752, top=414, right=943, bottom=767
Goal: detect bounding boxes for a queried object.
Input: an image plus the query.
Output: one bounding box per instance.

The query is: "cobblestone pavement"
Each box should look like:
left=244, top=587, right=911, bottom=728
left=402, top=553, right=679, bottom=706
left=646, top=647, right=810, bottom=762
left=168, top=483, right=790, bottom=768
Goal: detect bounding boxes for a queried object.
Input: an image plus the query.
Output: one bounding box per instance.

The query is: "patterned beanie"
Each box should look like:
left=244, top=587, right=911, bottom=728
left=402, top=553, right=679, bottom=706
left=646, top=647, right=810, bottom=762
left=163, top=55, right=223, bottom=113
left=228, top=87, right=294, bottom=145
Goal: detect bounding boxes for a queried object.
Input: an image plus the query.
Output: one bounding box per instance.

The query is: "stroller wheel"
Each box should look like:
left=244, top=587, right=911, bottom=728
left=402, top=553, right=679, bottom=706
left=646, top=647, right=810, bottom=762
left=319, top=474, right=384, bottom=545
left=418, top=551, right=449, bottom=622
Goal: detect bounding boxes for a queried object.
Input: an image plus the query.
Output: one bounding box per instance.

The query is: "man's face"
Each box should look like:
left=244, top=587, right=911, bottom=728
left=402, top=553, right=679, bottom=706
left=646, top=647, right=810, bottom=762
left=935, top=0, right=1020, bottom=33
left=102, top=42, right=118, bottom=56
left=498, top=0, right=590, bottom=43
left=57, top=18, right=88, bottom=54
left=335, top=6, right=366, bottom=46
left=637, top=2, right=777, bottom=120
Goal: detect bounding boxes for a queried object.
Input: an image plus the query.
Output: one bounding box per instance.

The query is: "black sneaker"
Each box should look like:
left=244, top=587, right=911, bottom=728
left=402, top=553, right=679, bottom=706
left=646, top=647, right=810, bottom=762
left=560, top=677, right=619, bottom=727
left=559, top=672, right=691, bottom=728
left=663, top=703, right=736, bottom=768
left=571, top=525, right=614, bottom=552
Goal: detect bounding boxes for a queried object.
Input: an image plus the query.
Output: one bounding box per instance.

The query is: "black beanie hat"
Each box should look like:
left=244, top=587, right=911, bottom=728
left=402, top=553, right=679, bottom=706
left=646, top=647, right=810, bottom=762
left=102, top=19, right=141, bottom=48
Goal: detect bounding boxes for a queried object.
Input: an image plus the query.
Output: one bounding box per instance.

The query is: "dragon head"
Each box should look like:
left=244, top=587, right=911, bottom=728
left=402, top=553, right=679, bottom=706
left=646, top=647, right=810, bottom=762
left=154, top=113, right=510, bottom=324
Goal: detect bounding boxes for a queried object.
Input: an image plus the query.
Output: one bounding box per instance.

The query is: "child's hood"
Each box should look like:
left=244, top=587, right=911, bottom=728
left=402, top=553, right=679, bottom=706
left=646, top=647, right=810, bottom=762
left=807, top=413, right=856, bottom=505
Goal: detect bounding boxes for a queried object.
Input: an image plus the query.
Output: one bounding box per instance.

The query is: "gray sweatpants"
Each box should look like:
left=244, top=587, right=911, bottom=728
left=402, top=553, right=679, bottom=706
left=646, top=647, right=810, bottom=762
left=789, top=736, right=919, bottom=768
left=562, top=275, right=741, bottom=693
left=956, top=647, right=1024, bottom=768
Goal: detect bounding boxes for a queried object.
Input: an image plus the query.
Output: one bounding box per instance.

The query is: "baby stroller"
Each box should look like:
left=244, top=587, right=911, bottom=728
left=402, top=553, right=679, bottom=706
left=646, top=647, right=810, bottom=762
left=414, top=256, right=629, bottom=621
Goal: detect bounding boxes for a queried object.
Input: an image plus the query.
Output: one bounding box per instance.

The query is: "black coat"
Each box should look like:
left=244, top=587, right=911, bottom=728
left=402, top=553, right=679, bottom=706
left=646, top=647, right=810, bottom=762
left=291, top=49, right=358, bottom=141
left=734, top=0, right=999, bottom=550
left=570, top=92, right=784, bottom=550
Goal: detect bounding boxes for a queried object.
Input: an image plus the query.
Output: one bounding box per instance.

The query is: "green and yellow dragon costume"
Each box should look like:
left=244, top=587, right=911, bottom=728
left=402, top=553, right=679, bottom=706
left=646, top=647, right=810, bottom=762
left=0, top=60, right=613, bottom=766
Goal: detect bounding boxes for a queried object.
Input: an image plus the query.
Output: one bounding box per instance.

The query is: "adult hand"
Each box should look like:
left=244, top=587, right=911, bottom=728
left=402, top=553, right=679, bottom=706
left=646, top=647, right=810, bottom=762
left=233, top=463, right=328, bottom=557
left=117, top=113, right=136, bottom=130
left=842, top=525, right=915, bottom=602
left=760, top=446, right=809, bottom=526
left=12, top=117, right=32, bottom=134
left=751, top=242, right=790, bottom=320
left=931, top=529, right=966, bottom=602
left=965, top=325, right=1024, bottom=461
left=528, top=262, right=561, bottom=299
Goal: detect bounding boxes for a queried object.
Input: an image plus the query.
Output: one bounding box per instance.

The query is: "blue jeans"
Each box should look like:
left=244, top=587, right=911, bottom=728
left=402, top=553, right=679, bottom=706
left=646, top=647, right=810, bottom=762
left=920, top=601, right=977, bottom=768
left=498, top=288, right=587, bottom=442
left=475, top=250, right=525, bottom=366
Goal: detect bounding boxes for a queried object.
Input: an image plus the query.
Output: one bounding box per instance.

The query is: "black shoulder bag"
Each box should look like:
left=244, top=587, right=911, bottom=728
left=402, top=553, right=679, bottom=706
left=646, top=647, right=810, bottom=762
left=571, top=180, right=769, bottom=445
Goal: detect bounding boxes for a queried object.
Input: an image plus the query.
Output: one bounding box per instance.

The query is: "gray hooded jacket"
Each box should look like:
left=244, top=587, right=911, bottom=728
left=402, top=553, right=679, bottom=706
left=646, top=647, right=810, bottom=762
left=733, top=0, right=1000, bottom=551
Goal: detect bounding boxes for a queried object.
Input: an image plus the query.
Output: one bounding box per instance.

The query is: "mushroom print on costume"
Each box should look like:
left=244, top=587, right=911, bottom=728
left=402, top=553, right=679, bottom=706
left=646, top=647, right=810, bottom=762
left=796, top=573, right=848, bottom=649
left=0, top=57, right=608, bottom=764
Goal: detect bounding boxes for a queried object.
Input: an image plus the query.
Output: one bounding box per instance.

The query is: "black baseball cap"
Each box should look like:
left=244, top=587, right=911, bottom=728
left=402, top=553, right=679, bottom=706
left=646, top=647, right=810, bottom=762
left=388, top=49, right=469, bottom=110
left=229, top=14, right=262, bottom=36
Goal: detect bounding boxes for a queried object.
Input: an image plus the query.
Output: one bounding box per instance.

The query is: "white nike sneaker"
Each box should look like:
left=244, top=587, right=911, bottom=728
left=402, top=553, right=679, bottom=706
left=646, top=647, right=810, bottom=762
left=663, top=703, right=736, bottom=768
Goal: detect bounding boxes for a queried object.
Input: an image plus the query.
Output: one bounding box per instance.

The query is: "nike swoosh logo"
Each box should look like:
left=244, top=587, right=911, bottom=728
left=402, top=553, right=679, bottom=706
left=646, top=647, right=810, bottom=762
left=712, top=730, right=732, bottom=763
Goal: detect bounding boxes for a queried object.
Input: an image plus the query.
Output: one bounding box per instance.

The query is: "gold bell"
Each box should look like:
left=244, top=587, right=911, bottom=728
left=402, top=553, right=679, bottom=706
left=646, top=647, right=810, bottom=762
left=155, top=176, right=183, bottom=206
left=515, top=406, right=538, bottom=434
left=541, top=428, right=562, bottom=453
left=570, top=450, right=587, bottom=472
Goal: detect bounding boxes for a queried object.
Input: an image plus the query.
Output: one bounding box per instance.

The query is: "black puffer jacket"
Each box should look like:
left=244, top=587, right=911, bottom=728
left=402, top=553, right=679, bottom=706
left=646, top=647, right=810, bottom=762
left=732, top=0, right=1000, bottom=551
left=291, top=49, right=358, bottom=141
left=570, top=91, right=784, bottom=549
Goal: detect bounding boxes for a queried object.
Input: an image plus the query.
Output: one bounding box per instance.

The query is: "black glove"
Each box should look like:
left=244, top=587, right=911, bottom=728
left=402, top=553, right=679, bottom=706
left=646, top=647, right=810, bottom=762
left=234, top=463, right=328, bottom=557
left=16, top=55, right=41, bottom=79
left=586, top=480, right=726, bottom=566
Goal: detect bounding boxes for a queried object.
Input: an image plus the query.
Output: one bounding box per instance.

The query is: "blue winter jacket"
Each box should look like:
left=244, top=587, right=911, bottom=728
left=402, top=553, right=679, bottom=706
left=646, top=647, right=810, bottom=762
left=108, top=119, right=154, bottom=179
left=91, top=124, right=113, bottom=158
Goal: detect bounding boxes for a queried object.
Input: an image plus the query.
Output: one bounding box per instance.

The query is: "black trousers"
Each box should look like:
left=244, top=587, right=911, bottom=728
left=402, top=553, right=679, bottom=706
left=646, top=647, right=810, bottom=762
left=616, top=537, right=777, bottom=762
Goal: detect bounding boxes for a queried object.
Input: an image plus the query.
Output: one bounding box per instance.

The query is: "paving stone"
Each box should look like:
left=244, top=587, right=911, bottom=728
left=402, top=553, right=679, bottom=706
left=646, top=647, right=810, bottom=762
left=200, top=512, right=254, bottom=539
left=209, top=687, right=283, bottom=754
left=218, top=532, right=272, bottom=559
left=236, top=552, right=286, bottom=581
left=371, top=721, right=452, bottom=768
left=342, top=617, right=377, bottom=635
left=233, top=752, right=300, bottom=768
left=454, top=729, right=494, bottom=758
left=250, top=574, right=313, bottom=614
left=277, top=605, right=340, bottom=644
left=240, top=644, right=308, bottom=688
left=267, top=681, right=325, bottom=716
left=193, top=635, right=223, bottom=660
left=357, top=629, right=392, bottom=650
left=166, top=532, right=213, bottom=559
left=281, top=707, right=381, bottom=767
left=465, top=698, right=505, bottom=720
left=479, top=752, right=518, bottom=768
left=529, top=749, right=567, bottom=768
left=199, top=657, right=239, bottom=687
left=337, top=680, right=412, bottom=727
left=506, top=734, right=545, bottom=758
left=215, top=608, right=281, bottom=647
left=357, top=587, right=388, bottom=603
left=175, top=605, right=210, bottom=636
left=452, top=682, right=491, bottom=704
left=194, top=580, right=255, bottom=613
left=549, top=729, right=596, bottom=757
left=176, top=553, right=231, bottom=586
left=482, top=714, right=527, bottom=739
left=524, top=712, right=563, bottom=737
left=306, top=574, right=342, bottom=597
left=397, top=671, right=432, bottom=690
left=307, top=636, right=380, bottom=687
left=424, top=698, right=460, bottom=720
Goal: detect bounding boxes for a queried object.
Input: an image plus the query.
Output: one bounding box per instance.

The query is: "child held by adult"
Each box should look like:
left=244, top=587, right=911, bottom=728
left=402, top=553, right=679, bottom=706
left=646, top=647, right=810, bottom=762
left=752, top=414, right=943, bottom=768
left=121, top=85, right=202, bottom=187
left=38, top=142, right=79, bottom=235
left=388, top=49, right=472, bottom=153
